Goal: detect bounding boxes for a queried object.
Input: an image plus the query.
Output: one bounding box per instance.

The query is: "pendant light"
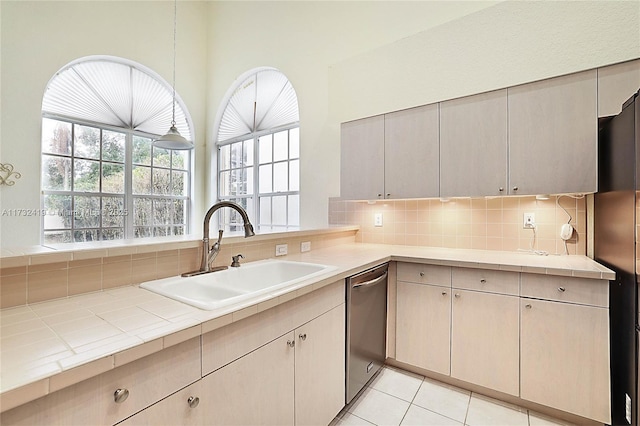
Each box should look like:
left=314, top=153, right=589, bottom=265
left=153, top=0, right=193, bottom=150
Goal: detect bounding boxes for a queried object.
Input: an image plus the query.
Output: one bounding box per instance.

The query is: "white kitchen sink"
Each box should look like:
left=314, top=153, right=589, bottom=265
left=139, top=259, right=337, bottom=310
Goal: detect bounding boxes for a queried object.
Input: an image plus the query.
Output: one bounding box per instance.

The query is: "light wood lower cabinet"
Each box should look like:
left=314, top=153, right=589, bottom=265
left=520, top=298, right=611, bottom=424
left=395, top=281, right=451, bottom=375
left=200, top=303, right=346, bottom=426
left=1, top=337, right=202, bottom=426
left=295, top=304, right=345, bottom=426
left=118, top=381, right=203, bottom=426
left=202, top=332, right=296, bottom=426
left=450, top=289, right=520, bottom=396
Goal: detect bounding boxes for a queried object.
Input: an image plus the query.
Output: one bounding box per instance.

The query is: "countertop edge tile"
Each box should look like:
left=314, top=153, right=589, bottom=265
left=0, top=378, right=50, bottom=412
left=113, top=338, right=163, bottom=367
left=49, top=355, right=114, bottom=393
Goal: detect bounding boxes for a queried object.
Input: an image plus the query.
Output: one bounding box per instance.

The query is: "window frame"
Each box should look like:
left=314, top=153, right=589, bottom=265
left=217, top=122, right=299, bottom=233
left=40, top=113, right=192, bottom=244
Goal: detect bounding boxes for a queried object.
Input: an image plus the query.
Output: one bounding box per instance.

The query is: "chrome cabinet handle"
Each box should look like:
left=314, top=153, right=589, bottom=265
left=454, top=293, right=460, bottom=298
left=558, top=287, right=566, bottom=292
left=299, top=333, right=307, bottom=341
left=386, top=193, right=391, bottom=197
left=480, top=279, right=486, bottom=284
left=525, top=304, right=532, bottom=309
left=441, top=291, right=447, bottom=296
left=419, top=272, right=425, bottom=277
left=499, top=187, right=504, bottom=192
left=287, top=340, right=295, bottom=348
left=187, top=396, right=200, bottom=408
left=114, top=388, right=129, bottom=403
left=513, top=186, right=519, bottom=191
left=377, top=193, right=383, bottom=198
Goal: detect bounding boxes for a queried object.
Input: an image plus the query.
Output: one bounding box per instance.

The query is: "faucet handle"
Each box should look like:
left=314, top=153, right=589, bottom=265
left=231, top=254, right=244, bottom=267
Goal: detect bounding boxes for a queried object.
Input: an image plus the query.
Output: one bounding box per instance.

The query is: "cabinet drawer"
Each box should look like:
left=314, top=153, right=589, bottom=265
left=397, top=263, right=451, bottom=287
left=452, top=268, right=519, bottom=295
left=1, top=337, right=201, bottom=426
left=521, top=274, right=608, bottom=307
left=202, top=280, right=344, bottom=374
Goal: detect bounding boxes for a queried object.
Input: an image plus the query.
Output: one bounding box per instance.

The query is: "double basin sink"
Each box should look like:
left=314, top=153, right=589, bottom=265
left=140, top=259, right=337, bottom=310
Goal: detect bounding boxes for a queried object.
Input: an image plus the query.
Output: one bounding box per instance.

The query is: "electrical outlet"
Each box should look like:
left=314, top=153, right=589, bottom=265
left=300, top=241, right=311, bottom=252
left=374, top=213, right=383, bottom=227
left=523, top=212, right=535, bottom=229
left=275, top=244, right=288, bottom=256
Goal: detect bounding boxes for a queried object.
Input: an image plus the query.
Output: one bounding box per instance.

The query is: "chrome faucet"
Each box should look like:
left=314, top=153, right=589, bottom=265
left=182, top=201, right=255, bottom=277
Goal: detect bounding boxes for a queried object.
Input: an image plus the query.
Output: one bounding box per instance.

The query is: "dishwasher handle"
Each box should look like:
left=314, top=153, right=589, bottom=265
left=352, top=272, right=388, bottom=290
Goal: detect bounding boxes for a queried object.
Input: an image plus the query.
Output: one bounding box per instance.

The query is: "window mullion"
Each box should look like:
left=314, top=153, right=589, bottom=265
left=124, top=133, right=134, bottom=239
left=253, top=136, right=260, bottom=226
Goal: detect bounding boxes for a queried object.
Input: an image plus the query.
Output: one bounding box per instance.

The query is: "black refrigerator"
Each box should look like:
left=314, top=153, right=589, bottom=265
left=595, top=89, right=639, bottom=426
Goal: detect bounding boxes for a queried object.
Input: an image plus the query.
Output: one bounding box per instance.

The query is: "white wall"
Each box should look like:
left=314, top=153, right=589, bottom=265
left=0, top=1, right=208, bottom=248
left=329, top=1, right=640, bottom=122
left=205, top=1, right=499, bottom=229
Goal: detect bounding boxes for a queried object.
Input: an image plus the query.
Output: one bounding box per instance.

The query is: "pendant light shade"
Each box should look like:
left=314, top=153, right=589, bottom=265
left=153, top=0, right=193, bottom=150
left=154, top=123, right=192, bottom=150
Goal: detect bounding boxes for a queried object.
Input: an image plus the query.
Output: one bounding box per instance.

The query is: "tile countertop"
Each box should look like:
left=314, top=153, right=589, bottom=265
left=0, top=243, right=614, bottom=411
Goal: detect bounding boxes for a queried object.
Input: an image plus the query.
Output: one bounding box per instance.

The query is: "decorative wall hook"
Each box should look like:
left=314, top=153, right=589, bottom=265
left=0, top=163, right=22, bottom=186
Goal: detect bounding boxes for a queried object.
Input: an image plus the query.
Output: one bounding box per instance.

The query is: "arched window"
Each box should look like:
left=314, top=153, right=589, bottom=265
left=215, top=68, right=299, bottom=232
left=41, top=56, right=194, bottom=244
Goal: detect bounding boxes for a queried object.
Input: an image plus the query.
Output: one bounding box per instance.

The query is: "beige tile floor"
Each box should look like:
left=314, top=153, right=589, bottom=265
left=332, top=366, right=573, bottom=426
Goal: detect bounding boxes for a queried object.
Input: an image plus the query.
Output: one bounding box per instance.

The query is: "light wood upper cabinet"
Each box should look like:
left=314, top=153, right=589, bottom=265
left=340, top=115, right=385, bottom=200
left=508, top=70, right=598, bottom=195
left=440, top=90, right=508, bottom=197
left=520, top=298, right=611, bottom=424
left=384, top=105, right=439, bottom=199
left=396, top=281, right=451, bottom=375
left=295, top=304, right=345, bottom=426
left=598, top=59, right=640, bottom=117
left=340, top=106, right=439, bottom=200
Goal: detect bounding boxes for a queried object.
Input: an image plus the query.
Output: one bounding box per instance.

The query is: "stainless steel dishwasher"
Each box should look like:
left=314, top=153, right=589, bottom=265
left=346, top=263, right=388, bottom=404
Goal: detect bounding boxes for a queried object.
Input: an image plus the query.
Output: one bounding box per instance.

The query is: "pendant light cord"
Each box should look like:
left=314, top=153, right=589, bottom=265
left=171, top=0, right=177, bottom=127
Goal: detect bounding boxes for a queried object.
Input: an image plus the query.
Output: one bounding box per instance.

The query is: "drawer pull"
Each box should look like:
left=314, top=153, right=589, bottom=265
left=499, top=187, right=504, bottom=192
left=558, top=287, right=566, bottom=292
left=287, top=340, right=295, bottom=348
left=513, top=186, right=519, bottom=191
left=454, top=293, right=460, bottom=298
left=525, top=304, right=532, bottom=309
left=114, top=388, right=129, bottom=404
left=419, top=272, right=425, bottom=277
left=442, top=291, right=447, bottom=296
left=188, top=396, right=200, bottom=408
left=299, top=333, right=307, bottom=341
left=480, top=279, right=486, bottom=284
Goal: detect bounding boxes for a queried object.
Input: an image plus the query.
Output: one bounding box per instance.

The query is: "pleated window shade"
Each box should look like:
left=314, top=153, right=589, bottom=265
left=42, top=56, right=192, bottom=141
left=217, top=69, right=299, bottom=143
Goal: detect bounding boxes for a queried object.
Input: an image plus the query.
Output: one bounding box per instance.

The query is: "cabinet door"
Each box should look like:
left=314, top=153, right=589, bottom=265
left=118, top=381, right=203, bottom=426
left=201, top=333, right=295, bottom=426
left=440, top=89, right=508, bottom=197
left=520, top=299, right=611, bottom=424
left=451, top=290, right=519, bottom=396
left=340, top=115, right=384, bottom=200
left=508, top=70, right=597, bottom=195
left=384, top=104, right=439, bottom=199
left=294, top=304, right=345, bottom=426
left=396, top=281, right=451, bottom=375
left=597, top=59, right=640, bottom=117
